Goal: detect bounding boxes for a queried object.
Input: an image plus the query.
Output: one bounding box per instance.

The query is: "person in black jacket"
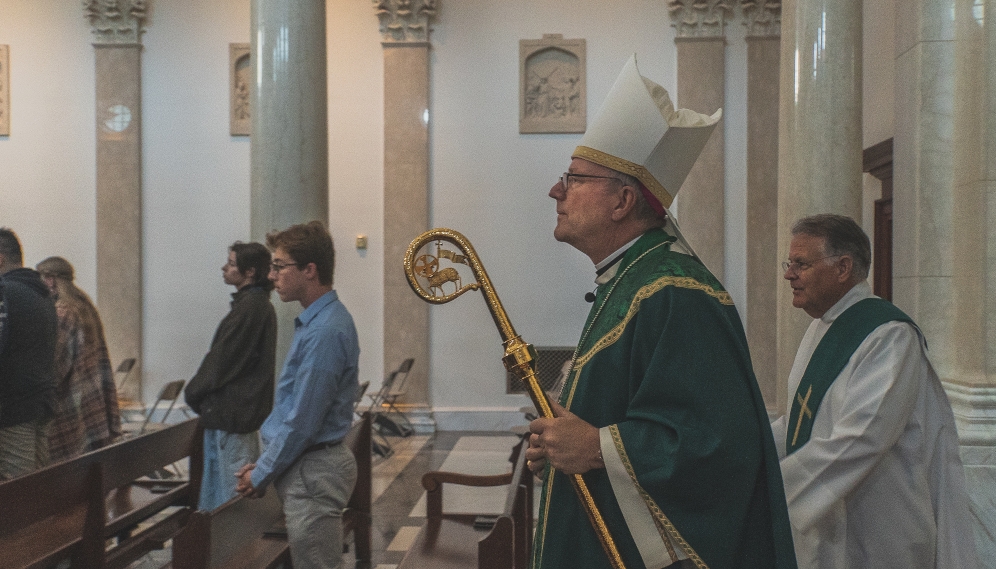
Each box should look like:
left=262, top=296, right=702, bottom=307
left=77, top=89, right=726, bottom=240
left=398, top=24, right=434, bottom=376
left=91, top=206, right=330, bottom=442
left=185, top=242, right=277, bottom=510
left=0, top=228, right=57, bottom=480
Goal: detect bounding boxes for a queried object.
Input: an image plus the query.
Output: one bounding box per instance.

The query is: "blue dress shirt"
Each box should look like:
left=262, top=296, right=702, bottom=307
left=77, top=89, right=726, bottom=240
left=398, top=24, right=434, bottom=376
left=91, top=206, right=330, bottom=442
left=250, top=290, right=359, bottom=489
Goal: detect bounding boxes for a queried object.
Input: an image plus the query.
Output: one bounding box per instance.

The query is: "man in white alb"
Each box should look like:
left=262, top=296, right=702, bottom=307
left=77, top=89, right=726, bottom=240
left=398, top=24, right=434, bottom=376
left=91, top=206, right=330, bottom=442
left=772, top=213, right=979, bottom=569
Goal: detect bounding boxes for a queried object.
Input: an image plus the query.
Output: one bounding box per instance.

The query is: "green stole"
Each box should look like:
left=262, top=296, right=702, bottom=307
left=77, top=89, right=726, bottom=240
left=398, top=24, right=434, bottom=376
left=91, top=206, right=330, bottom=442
left=786, top=297, right=914, bottom=455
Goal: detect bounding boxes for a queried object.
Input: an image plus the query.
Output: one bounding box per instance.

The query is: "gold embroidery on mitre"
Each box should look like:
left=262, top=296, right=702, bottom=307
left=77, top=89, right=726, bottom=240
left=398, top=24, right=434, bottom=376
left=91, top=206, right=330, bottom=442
left=574, top=276, right=734, bottom=371
left=572, top=146, right=674, bottom=209
left=610, top=425, right=710, bottom=569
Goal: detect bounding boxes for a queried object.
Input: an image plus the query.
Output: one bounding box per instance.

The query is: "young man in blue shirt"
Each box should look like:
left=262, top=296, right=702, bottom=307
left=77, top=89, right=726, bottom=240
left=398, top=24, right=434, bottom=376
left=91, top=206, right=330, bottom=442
left=236, top=221, right=359, bottom=569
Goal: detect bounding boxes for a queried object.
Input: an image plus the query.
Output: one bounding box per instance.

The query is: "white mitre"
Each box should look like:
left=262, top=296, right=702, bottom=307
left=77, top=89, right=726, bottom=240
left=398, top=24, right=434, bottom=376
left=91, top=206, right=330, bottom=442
left=573, top=54, right=721, bottom=211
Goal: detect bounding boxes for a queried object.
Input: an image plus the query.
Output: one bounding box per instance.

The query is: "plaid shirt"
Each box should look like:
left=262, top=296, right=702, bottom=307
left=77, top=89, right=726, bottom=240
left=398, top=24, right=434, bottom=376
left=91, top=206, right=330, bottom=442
left=48, top=295, right=121, bottom=461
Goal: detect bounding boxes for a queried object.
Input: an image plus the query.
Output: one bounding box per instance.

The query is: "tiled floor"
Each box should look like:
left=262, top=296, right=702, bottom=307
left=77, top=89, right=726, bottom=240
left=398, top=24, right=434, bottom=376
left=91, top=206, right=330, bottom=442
left=124, top=429, right=527, bottom=569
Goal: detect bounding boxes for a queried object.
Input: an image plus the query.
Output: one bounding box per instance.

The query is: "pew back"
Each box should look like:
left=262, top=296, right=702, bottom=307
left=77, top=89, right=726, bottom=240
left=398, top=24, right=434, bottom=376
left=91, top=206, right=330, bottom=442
left=344, top=411, right=373, bottom=563
left=0, top=459, right=105, bottom=569
left=0, top=418, right=203, bottom=569
left=398, top=436, right=533, bottom=569
left=172, top=489, right=288, bottom=569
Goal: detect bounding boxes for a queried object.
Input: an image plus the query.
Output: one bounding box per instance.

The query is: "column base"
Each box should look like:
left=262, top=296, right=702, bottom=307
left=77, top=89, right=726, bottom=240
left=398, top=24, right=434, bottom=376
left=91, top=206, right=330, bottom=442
left=944, top=381, right=996, bottom=561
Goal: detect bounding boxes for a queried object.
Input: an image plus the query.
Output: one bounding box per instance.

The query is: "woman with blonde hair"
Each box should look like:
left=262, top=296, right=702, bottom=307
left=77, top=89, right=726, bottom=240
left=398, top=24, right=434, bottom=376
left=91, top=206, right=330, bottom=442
left=36, top=256, right=121, bottom=461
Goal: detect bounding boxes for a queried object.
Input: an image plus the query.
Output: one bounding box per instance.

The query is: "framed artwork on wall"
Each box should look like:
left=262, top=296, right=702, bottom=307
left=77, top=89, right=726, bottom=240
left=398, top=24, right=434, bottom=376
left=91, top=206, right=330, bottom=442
left=230, top=43, right=250, bottom=136
left=0, top=45, right=9, bottom=136
left=519, top=35, right=586, bottom=134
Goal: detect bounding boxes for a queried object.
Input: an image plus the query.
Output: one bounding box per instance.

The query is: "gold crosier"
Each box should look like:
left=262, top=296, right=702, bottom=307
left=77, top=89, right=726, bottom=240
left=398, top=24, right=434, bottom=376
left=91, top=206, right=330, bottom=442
left=404, top=228, right=626, bottom=569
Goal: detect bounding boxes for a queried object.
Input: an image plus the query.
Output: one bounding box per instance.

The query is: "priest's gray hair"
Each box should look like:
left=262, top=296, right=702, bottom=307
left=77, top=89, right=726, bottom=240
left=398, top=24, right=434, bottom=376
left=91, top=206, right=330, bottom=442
left=791, top=214, right=871, bottom=280
left=616, top=171, right=665, bottom=227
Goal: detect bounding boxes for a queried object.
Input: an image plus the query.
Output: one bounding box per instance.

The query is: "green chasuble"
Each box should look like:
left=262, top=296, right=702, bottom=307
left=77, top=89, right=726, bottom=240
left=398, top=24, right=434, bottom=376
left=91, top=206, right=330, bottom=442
left=533, top=229, right=797, bottom=569
left=785, top=297, right=914, bottom=454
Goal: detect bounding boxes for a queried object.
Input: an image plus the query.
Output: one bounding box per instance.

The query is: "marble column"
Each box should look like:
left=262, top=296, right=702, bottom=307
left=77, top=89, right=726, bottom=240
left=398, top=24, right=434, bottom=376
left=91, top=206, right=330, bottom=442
left=376, top=1, right=436, bottom=432
left=948, top=0, right=995, bottom=558
left=85, top=1, right=145, bottom=405
left=775, top=0, right=862, bottom=412
left=250, top=0, right=330, bottom=366
left=668, top=0, right=729, bottom=281
left=743, top=1, right=781, bottom=408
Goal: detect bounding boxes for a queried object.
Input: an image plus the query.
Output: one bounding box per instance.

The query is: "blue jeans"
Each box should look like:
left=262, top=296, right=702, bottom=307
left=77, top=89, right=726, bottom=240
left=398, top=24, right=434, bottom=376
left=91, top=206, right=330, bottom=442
left=199, top=429, right=260, bottom=511
left=274, top=442, right=357, bottom=569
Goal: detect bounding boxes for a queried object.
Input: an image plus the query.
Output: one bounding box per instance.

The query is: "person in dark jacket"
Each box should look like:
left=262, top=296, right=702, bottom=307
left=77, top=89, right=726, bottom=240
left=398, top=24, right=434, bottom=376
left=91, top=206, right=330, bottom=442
left=0, top=228, right=57, bottom=480
left=185, top=241, right=277, bottom=510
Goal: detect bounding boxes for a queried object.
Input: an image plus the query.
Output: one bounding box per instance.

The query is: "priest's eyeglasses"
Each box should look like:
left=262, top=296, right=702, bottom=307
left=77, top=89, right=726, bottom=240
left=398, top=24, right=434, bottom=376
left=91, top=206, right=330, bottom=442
left=781, top=255, right=841, bottom=274
left=561, top=172, right=623, bottom=190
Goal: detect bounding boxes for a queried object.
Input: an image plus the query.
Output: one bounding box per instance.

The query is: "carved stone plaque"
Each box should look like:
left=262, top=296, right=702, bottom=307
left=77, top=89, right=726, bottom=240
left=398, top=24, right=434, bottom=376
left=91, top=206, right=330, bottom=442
left=519, top=35, right=586, bottom=134
left=230, top=43, right=250, bottom=136
left=0, top=45, right=9, bottom=136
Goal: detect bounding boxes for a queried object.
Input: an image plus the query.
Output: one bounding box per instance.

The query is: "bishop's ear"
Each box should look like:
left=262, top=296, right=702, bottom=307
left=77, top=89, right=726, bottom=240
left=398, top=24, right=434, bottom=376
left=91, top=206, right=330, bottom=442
left=610, top=183, right=639, bottom=222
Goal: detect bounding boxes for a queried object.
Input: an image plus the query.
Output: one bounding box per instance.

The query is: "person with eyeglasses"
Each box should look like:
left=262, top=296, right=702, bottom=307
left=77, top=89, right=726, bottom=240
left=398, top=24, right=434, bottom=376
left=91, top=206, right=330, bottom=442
left=524, top=55, right=797, bottom=569
left=772, top=214, right=978, bottom=569
left=235, top=221, right=358, bottom=569
left=183, top=241, right=276, bottom=511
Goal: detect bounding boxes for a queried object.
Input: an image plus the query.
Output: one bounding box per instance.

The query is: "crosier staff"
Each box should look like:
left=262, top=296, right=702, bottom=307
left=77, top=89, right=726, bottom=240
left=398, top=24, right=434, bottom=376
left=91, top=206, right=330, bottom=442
left=404, top=227, right=626, bottom=569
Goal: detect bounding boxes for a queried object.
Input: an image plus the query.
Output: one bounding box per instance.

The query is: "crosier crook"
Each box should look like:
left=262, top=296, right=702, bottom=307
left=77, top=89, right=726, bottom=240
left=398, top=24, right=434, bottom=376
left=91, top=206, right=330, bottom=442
left=403, top=227, right=626, bottom=569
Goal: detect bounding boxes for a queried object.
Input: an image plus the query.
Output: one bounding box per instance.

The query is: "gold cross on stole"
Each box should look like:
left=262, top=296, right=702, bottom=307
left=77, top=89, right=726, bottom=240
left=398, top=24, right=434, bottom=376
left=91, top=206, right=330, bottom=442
left=791, top=385, right=814, bottom=447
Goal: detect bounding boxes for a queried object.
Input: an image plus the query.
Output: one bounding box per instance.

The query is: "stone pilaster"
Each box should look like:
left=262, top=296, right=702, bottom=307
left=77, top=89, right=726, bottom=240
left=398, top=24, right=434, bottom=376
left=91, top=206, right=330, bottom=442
left=775, top=0, right=863, bottom=413
left=743, top=0, right=781, bottom=408
left=668, top=0, right=729, bottom=280
left=377, top=0, right=436, bottom=432
left=85, top=0, right=146, bottom=404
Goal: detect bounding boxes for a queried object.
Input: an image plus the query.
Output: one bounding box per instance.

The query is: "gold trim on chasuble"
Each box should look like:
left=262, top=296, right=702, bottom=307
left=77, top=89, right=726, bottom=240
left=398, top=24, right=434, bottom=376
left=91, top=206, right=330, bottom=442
left=538, top=261, right=732, bottom=569
left=609, top=426, right=709, bottom=569
left=564, top=275, right=734, bottom=409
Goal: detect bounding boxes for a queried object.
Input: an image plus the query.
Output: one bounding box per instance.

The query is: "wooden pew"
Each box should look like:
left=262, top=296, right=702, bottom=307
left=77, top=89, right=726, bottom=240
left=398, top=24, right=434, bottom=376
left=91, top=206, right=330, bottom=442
left=99, top=418, right=203, bottom=568
left=171, top=488, right=290, bottom=569
left=168, top=412, right=372, bottom=569
left=343, top=411, right=373, bottom=564
left=397, top=437, right=533, bottom=569
left=0, top=457, right=105, bottom=568
left=0, top=418, right=203, bottom=569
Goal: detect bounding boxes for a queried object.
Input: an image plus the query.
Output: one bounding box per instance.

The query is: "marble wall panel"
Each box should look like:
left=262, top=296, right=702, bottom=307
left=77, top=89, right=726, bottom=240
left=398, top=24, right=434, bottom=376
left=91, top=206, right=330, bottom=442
left=894, top=0, right=957, bottom=59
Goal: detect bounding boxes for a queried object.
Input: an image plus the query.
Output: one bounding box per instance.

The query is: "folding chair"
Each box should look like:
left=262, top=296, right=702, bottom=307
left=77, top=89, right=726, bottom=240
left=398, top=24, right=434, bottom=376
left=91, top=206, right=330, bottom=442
left=368, top=359, right=416, bottom=438
left=116, top=379, right=191, bottom=478
left=114, top=357, right=137, bottom=390
left=380, top=358, right=414, bottom=427
left=354, top=380, right=370, bottom=420
left=122, top=379, right=190, bottom=437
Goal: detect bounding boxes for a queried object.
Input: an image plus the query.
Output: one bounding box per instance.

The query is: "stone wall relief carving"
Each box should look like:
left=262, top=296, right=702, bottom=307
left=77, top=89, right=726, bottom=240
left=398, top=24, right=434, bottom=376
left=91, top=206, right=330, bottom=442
left=668, top=0, right=732, bottom=38
left=83, top=0, right=148, bottom=44
left=741, top=0, right=781, bottom=36
left=374, top=0, right=438, bottom=43
left=230, top=44, right=250, bottom=136
left=0, top=45, right=8, bottom=136
left=519, top=35, right=586, bottom=134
